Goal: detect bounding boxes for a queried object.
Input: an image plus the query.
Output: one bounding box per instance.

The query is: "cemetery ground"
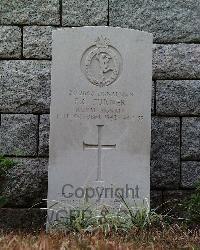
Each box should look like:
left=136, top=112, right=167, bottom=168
left=0, top=182, right=200, bottom=249
left=0, top=224, right=199, bottom=249
left=0, top=156, right=200, bottom=249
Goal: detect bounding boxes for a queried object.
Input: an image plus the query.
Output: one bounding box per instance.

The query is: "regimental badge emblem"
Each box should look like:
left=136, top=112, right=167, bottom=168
left=81, top=36, right=122, bottom=87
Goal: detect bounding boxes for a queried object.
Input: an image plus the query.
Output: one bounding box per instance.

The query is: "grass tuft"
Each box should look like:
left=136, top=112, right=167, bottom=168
left=0, top=226, right=199, bottom=249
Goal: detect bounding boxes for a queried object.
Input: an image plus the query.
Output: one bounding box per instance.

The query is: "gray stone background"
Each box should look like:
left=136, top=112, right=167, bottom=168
left=0, top=0, right=200, bottom=230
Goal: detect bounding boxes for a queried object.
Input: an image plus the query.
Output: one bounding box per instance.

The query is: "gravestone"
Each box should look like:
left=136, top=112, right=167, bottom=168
left=47, top=26, right=152, bottom=225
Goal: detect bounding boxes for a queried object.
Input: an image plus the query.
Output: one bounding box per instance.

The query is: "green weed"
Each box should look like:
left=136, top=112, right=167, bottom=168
left=48, top=197, right=166, bottom=235
left=0, top=155, right=16, bottom=176
left=183, top=180, right=200, bottom=225
left=0, top=155, right=16, bottom=208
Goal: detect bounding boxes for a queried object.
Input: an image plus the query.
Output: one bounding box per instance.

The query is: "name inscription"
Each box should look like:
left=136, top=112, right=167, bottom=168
left=56, top=88, right=144, bottom=121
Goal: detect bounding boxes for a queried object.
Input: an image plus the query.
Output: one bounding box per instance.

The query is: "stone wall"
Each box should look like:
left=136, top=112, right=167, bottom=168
left=0, top=0, right=199, bottom=230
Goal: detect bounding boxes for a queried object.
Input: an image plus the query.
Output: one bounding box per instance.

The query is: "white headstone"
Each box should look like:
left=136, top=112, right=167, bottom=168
left=47, top=26, right=152, bottom=225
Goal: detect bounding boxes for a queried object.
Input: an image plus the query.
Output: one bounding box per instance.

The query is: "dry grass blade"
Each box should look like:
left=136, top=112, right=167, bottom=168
left=0, top=226, right=199, bottom=250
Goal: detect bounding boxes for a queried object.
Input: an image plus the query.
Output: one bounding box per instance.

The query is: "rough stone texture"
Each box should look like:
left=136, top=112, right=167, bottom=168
left=153, top=44, right=200, bottom=80
left=23, top=26, right=54, bottom=59
left=181, top=162, right=200, bottom=188
left=0, top=114, right=38, bottom=156
left=0, top=208, right=46, bottom=232
left=109, top=0, right=200, bottom=43
left=150, top=190, right=162, bottom=210
left=62, top=0, right=108, bottom=26
left=1, top=3, right=200, bottom=228
left=1, top=158, right=48, bottom=207
left=0, top=26, right=21, bottom=58
left=0, top=60, right=51, bottom=113
left=151, top=117, right=180, bottom=189
left=151, top=81, right=155, bottom=115
left=182, top=118, right=200, bottom=160
left=0, top=0, right=59, bottom=25
left=39, top=115, right=50, bottom=156
left=156, top=80, right=200, bottom=116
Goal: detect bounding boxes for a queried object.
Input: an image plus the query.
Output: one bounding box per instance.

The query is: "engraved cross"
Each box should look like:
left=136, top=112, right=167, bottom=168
left=83, top=125, right=116, bottom=182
